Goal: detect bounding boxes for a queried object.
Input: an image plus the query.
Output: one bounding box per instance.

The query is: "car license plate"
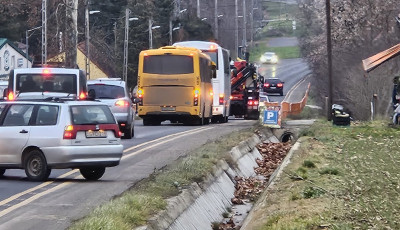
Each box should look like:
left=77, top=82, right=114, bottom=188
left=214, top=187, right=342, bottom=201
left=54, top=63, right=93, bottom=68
left=161, top=106, right=176, bottom=112
left=270, top=87, right=276, bottom=89
left=86, top=130, right=107, bottom=138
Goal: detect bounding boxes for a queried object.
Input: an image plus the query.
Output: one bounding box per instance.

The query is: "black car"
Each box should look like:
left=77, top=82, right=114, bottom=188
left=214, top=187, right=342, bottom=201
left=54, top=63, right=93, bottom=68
left=263, top=78, right=284, bottom=96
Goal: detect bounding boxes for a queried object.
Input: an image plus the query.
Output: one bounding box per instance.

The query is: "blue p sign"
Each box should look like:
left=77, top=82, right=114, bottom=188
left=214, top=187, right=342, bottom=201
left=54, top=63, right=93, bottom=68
left=263, top=110, right=278, bottom=125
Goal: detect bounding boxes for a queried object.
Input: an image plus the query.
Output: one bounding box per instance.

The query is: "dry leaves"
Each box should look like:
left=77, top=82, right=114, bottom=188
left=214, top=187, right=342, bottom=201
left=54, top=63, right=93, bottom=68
left=218, top=142, right=292, bottom=229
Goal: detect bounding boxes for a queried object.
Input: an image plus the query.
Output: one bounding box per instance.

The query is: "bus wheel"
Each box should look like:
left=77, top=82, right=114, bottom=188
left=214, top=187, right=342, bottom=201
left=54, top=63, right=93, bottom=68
left=143, top=118, right=151, bottom=126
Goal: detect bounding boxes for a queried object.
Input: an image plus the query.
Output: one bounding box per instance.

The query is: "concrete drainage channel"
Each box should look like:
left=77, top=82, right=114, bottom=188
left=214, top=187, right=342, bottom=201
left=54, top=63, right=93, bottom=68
left=136, top=121, right=311, bottom=230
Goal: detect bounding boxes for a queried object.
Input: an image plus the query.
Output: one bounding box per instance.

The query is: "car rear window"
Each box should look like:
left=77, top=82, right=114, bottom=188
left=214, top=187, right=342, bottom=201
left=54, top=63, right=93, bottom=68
left=266, top=79, right=281, bottom=83
left=88, top=84, right=125, bottom=99
left=143, top=55, right=194, bottom=74
left=70, top=105, right=116, bottom=125
left=16, top=74, right=77, bottom=94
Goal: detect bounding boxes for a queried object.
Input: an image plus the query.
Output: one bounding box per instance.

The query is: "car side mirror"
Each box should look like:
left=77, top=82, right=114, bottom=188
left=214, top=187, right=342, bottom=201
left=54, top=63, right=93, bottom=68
left=133, top=98, right=141, bottom=103
left=88, top=89, right=96, bottom=100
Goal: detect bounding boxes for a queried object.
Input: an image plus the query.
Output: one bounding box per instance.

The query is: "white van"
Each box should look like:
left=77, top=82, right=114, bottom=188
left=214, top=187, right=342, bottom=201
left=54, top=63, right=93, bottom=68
left=4, top=68, right=88, bottom=101
left=173, top=41, right=231, bottom=123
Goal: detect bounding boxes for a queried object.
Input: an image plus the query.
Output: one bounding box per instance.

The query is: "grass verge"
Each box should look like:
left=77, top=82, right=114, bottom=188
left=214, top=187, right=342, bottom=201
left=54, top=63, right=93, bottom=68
left=246, top=119, right=400, bottom=230
left=69, top=126, right=260, bottom=230
left=249, top=44, right=300, bottom=63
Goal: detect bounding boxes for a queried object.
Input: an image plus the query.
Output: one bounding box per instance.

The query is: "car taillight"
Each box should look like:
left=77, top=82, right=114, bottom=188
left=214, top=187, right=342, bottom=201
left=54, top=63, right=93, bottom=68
left=194, top=89, right=199, bottom=106
left=79, top=92, right=87, bottom=100
left=277, top=83, right=283, bottom=87
left=219, top=94, right=224, bottom=105
left=117, top=131, right=122, bottom=138
left=7, top=91, right=14, bottom=101
left=264, top=83, right=270, bottom=88
left=247, top=100, right=259, bottom=106
left=115, top=100, right=129, bottom=107
left=63, top=125, right=77, bottom=139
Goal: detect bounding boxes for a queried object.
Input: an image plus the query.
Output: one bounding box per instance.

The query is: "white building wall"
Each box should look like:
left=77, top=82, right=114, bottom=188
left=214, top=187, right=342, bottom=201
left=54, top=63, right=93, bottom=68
left=0, top=43, right=32, bottom=77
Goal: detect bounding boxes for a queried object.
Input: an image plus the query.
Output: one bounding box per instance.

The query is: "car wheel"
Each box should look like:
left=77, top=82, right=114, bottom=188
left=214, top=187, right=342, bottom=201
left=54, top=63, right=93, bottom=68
left=24, top=150, right=51, bottom=181
left=280, top=91, right=283, bottom=96
left=123, top=124, right=134, bottom=139
left=80, top=167, right=105, bottom=180
left=0, top=169, right=5, bottom=176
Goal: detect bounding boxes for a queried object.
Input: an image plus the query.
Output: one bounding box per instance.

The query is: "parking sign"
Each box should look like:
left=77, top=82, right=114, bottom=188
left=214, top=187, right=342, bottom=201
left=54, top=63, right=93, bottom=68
left=263, top=110, right=278, bottom=125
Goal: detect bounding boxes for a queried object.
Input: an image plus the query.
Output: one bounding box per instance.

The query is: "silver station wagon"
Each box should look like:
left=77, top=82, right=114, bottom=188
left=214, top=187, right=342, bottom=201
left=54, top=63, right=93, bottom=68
left=0, top=99, right=123, bottom=181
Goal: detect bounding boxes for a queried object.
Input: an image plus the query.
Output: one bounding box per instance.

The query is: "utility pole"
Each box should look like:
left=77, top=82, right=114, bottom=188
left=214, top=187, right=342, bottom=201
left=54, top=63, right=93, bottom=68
left=65, top=0, right=78, bottom=68
left=243, top=0, right=247, bottom=48
left=250, top=0, right=254, bottom=44
left=214, top=0, right=218, bottom=40
left=123, top=8, right=130, bottom=82
left=326, top=0, right=333, bottom=120
left=85, top=0, right=90, bottom=78
left=197, top=0, right=200, bottom=18
left=41, top=0, right=47, bottom=65
left=169, top=19, right=173, bottom=45
left=235, top=0, right=238, bottom=59
left=149, top=18, right=153, bottom=49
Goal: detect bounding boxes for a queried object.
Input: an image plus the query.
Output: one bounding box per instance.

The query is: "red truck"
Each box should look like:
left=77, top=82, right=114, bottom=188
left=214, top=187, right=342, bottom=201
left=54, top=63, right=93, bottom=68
left=230, top=59, right=261, bottom=120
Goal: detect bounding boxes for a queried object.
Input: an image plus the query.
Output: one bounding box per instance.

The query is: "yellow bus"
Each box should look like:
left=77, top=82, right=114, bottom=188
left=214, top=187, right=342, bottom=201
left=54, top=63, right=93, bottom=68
left=137, top=46, right=215, bottom=126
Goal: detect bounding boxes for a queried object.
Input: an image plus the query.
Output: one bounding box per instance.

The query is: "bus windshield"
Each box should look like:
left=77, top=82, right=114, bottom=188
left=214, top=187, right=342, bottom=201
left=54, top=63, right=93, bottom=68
left=201, top=50, right=218, bottom=68
left=16, top=74, right=77, bottom=94
left=143, top=55, right=194, bottom=74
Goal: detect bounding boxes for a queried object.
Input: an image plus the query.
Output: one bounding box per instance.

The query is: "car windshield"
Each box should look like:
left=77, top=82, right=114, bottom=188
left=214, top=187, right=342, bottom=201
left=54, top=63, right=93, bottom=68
left=70, top=105, right=116, bottom=125
left=264, top=53, right=275, bottom=57
left=16, top=74, right=77, bottom=94
left=88, top=84, right=125, bottom=99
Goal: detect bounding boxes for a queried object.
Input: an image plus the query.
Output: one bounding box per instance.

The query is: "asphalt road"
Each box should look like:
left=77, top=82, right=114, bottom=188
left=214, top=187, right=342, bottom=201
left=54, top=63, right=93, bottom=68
left=0, top=120, right=257, bottom=230
left=258, top=58, right=311, bottom=104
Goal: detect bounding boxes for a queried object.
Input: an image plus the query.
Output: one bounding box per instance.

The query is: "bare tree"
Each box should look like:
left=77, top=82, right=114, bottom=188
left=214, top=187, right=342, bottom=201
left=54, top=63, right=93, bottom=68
left=298, top=0, right=400, bottom=120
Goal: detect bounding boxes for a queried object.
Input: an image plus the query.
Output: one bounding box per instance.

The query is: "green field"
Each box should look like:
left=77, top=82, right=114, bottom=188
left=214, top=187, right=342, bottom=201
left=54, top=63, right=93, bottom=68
left=249, top=43, right=300, bottom=62
left=249, top=120, right=400, bottom=230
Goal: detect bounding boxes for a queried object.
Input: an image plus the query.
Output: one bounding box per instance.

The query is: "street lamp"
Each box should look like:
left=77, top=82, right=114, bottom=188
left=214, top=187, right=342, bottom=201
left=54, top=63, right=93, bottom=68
left=149, top=19, right=160, bottom=49
left=85, top=0, right=100, bottom=79
left=123, top=8, right=139, bottom=82
left=25, top=26, right=42, bottom=67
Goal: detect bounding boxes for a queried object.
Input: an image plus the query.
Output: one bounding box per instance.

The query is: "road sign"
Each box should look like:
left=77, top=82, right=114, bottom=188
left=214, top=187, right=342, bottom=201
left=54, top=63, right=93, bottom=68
left=263, top=110, right=279, bottom=125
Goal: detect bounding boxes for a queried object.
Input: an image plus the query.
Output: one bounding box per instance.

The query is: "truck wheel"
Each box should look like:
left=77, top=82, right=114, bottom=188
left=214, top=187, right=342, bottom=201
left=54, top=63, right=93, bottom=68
left=0, top=169, right=5, bottom=176
left=24, top=149, right=51, bottom=181
left=80, top=167, right=105, bottom=180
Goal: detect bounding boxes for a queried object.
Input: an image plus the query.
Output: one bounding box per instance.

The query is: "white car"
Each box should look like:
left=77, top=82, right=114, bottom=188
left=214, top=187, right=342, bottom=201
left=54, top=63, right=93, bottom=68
left=0, top=99, right=123, bottom=181
left=260, top=52, right=278, bottom=64
left=88, top=78, right=135, bottom=139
